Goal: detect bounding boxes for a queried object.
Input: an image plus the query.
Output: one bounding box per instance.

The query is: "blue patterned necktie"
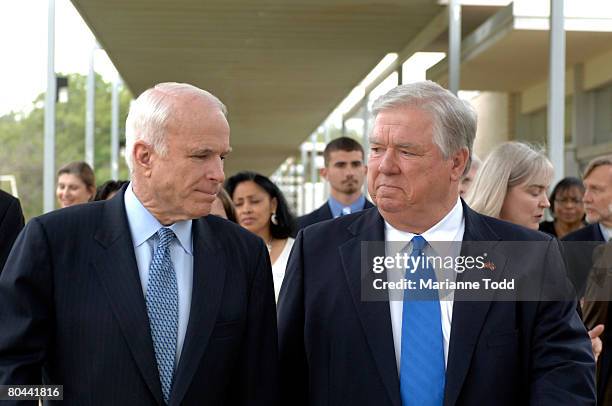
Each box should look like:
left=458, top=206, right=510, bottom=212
left=146, top=227, right=179, bottom=404
left=400, top=235, right=445, bottom=406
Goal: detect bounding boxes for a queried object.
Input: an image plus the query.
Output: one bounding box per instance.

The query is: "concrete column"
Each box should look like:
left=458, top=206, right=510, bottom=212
left=448, top=0, right=461, bottom=95
left=43, top=0, right=56, bottom=213
left=547, top=0, right=566, bottom=183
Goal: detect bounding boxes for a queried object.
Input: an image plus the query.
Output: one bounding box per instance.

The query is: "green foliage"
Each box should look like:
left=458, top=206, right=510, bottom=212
left=0, top=73, right=132, bottom=219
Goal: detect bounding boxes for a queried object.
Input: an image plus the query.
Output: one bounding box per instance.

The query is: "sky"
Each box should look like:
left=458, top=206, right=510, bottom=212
left=0, top=0, right=116, bottom=116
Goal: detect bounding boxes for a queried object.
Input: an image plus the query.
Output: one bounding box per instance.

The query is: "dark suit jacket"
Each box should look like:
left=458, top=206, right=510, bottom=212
left=563, top=223, right=609, bottom=404
left=0, top=189, right=24, bottom=273
left=278, top=203, right=595, bottom=406
left=296, top=197, right=374, bottom=232
left=0, top=188, right=278, bottom=405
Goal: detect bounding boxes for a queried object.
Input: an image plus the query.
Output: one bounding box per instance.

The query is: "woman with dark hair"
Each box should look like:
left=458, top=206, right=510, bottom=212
left=56, top=161, right=96, bottom=208
left=94, top=180, right=129, bottom=201
left=539, top=177, right=586, bottom=238
left=225, top=171, right=296, bottom=301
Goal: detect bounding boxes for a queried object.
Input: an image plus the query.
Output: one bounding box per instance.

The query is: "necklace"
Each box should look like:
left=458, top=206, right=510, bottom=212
left=266, top=238, right=274, bottom=252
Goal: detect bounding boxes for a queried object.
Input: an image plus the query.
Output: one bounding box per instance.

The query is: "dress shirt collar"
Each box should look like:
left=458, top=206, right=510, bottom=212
left=124, top=183, right=193, bottom=255
left=599, top=223, right=612, bottom=241
left=328, top=195, right=366, bottom=218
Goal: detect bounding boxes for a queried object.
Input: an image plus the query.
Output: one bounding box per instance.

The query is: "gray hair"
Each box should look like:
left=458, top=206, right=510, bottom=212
left=371, top=81, right=477, bottom=173
left=465, top=141, right=553, bottom=218
left=583, top=154, right=612, bottom=180
left=124, top=82, right=227, bottom=172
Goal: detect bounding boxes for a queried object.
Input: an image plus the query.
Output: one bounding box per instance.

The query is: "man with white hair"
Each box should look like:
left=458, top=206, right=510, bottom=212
left=278, top=81, right=595, bottom=405
left=0, top=83, right=279, bottom=405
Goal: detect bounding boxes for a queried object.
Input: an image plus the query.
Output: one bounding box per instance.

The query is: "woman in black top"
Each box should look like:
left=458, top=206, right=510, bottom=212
left=539, top=177, right=586, bottom=238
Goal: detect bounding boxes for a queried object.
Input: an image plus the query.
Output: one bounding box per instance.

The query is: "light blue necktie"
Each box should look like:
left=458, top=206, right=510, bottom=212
left=146, top=227, right=179, bottom=404
left=341, top=206, right=352, bottom=216
left=400, top=235, right=445, bottom=406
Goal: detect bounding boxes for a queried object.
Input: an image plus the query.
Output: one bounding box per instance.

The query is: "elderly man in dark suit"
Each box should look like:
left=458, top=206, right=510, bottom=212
left=0, top=189, right=24, bottom=272
left=278, top=81, right=595, bottom=405
left=296, top=137, right=373, bottom=232
left=564, top=154, right=612, bottom=405
left=0, top=83, right=278, bottom=405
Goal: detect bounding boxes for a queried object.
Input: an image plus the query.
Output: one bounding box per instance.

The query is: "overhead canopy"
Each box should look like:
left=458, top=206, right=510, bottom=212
left=71, top=0, right=447, bottom=175
left=428, top=3, right=612, bottom=92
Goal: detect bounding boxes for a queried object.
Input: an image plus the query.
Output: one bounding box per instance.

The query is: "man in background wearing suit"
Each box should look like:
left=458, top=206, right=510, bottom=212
left=278, top=81, right=595, bottom=405
left=564, top=154, right=612, bottom=405
left=296, top=136, right=373, bottom=231
left=0, top=189, right=24, bottom=272
left=0, top=83, right=278, bottom=405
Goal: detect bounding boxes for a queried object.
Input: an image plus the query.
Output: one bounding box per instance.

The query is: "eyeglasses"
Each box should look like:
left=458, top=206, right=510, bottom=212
left=554, top=198, right=583, bottom=205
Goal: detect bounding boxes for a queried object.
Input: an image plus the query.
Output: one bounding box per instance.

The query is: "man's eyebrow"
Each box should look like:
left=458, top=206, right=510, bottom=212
left=393, top=142, right=419, bottom=149
left=190, top=146, right=233, bottom=155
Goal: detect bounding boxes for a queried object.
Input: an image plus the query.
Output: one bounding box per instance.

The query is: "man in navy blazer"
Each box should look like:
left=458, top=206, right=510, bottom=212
left=278, top=81, right=595, bottom=405
left=296, top=137, right=374, bottom=232
left=0, top=189, right=24, bottom=273
left=0, top=83, right=278, bottom=405
left=564, top=154, right=612, bottom=405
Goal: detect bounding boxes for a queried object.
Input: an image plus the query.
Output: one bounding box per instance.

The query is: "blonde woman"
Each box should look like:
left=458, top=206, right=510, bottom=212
left=465, top=142, right=552, bottom=230
left=466, top=141, right=604, bottom=360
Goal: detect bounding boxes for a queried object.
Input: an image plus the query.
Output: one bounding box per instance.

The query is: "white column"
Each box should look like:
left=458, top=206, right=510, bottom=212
left=448, top=0, right=461, bottom=95
left=548, top=0, right=565, bottom=183
left=111, top=75, right=121, bottom=180
left=43, top=0, right=56, bottom=213
left=85, top=42, right=97, bottom=168
left=323, top=120, right=331, bottom=199
left=300, top=143, right=308, bottom=215
left=310, top=133, right=317, bottom=210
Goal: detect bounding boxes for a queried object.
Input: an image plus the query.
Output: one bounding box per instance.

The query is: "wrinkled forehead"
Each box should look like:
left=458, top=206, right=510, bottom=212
left=370, top=107, right=434, bottom=142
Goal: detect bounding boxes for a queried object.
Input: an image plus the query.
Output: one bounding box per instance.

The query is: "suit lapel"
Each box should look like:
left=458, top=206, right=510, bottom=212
left=444, top=204, right=506, bottom=406
left=92, top=190, right=164, bottom=405
left=318, top=202, right=333, bottom=222
left=339, top=209, right=402, bottom=406
left=170, top=217, right=226, bottom=405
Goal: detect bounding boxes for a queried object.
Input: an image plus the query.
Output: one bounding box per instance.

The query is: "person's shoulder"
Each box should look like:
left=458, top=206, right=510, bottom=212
left=0, top=189, right=20, bottom=213
left=297, top=203, right=330, bottom=228
left=301, top=206, right=376, bottom=238
left=0, top=189, right=18, bottom=203
left=562, top=223, right=600, bottom=241
left=36, top=200, right=105, bottom=226
left=202, top=214, right=263, bottom=246
left=470, top=211, right=553, bottom=242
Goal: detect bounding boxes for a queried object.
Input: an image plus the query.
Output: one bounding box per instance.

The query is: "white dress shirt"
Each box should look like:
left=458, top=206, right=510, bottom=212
left=386, top=198, right=465, bottom=373
left=599, top=223, right=612, bottom=241
left=124, top=184, right=194, bottom=367
left=272, top=237, right=295, bottom=302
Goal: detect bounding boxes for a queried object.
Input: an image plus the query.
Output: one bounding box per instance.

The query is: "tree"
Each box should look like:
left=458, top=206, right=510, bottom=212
left=0, top=73, right=132, bottom=219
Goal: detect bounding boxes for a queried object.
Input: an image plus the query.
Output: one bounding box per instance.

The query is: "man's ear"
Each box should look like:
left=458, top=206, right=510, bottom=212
left=133, top=141, right=155, bottom=177
left=450, top=147, right=470, bottom=182
left=319, top=167, right=328, bottom=180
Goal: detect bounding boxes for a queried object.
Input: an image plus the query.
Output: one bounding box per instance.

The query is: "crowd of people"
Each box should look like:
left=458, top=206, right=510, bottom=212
left=0, top=80, right=610, bottom=405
